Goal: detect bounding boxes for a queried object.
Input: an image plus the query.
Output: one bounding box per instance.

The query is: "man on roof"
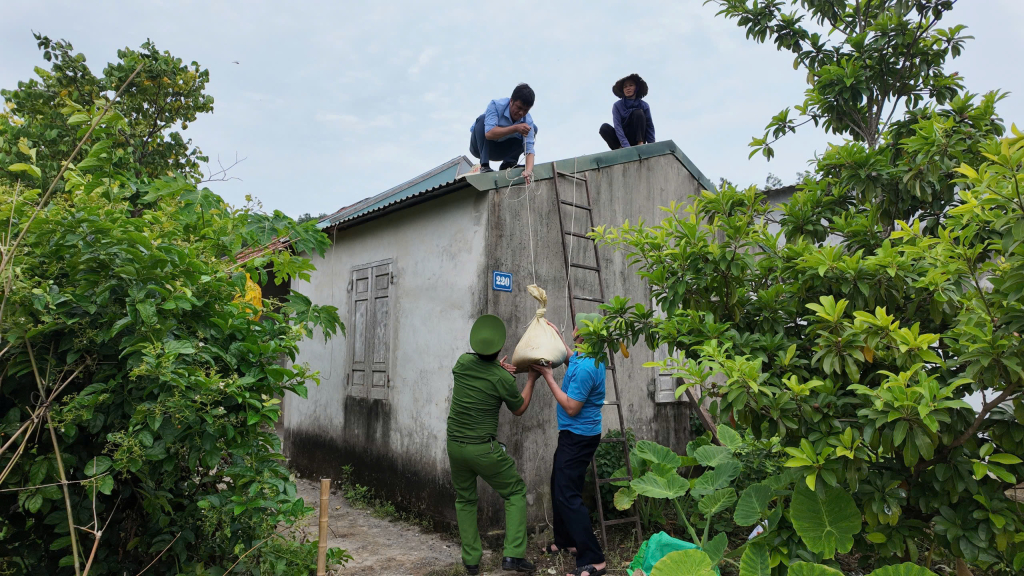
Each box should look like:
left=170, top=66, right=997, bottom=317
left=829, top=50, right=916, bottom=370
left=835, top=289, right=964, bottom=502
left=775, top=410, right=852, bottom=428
left=599, top=73, right=655, bottom=151
left=469, top=83, right=537, bottom=183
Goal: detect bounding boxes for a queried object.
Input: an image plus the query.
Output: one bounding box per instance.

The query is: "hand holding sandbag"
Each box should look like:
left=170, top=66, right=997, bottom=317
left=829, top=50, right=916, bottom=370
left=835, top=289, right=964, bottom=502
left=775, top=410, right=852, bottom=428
left=510, top=285, right=568, bottom=371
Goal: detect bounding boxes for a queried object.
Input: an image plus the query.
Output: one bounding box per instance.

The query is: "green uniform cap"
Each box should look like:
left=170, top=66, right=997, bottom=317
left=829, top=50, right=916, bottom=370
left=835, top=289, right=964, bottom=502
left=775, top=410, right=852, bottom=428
left=469, top=314, right=506, bottom=355
left=574, top=312, right=602, bottom=328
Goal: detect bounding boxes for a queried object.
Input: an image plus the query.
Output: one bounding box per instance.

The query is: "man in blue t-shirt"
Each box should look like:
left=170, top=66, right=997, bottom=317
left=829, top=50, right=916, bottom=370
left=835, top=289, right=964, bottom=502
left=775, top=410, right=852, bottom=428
left=531, top=313, right=607, bottom=576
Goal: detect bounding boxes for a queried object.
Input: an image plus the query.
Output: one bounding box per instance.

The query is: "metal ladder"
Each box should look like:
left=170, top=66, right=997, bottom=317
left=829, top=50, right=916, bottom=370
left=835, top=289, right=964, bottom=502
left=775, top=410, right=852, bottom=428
left=551, top=167, right=642, bottom=547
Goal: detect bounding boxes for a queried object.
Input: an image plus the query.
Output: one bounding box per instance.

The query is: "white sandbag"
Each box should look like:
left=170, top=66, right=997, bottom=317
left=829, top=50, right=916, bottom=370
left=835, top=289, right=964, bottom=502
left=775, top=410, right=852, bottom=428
left=510, top=285, right=568, bottom=371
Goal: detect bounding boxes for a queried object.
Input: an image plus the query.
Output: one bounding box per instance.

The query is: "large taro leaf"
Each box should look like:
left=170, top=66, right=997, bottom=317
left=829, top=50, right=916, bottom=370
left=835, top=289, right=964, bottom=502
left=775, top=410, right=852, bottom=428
left=635, top=440, right=684, bottom=468
left=651, top=549, right=717, bottom=576
left=788, top=562, right=845, bottom=576
left=866, top=563, right=938, bottom=576
left=739, top=542, right=771, bottom=576
left=703, top=532, right=728, bottom=566
left=631, top=471, right=689, bottom=500
left=610, top=466, right=630, bottom=487
left=790, top=484, right=862, bottom=558
left=694, top=445, right=735, bottom=467
left=717, top=424, right=744, bottom=450
left=691, top=460, right=741, bottom=497
left=614, top=486, right=638, bottom=511
left=734, top=482, right=774, bottom=526
left=698, top=487, right=737, bottom=517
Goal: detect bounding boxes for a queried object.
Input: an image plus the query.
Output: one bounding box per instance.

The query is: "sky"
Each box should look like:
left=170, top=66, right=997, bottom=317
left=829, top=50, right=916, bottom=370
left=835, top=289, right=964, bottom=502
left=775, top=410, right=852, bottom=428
left=2, top=0, right=1022, bottom=218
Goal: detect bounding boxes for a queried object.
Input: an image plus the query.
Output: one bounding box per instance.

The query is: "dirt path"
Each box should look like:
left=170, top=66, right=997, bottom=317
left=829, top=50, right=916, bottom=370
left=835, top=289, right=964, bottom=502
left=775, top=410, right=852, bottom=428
left=295, top=477, right=466, bottom=576
left=294, top=477, right=636, bottom=575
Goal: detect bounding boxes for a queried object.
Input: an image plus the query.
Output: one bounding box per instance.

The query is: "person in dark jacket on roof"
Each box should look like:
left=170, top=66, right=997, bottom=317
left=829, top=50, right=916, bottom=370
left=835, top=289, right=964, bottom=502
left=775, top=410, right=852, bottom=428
left=599, top=73, right=655, bottom=151
left=469, top=83, right=537, bottom=183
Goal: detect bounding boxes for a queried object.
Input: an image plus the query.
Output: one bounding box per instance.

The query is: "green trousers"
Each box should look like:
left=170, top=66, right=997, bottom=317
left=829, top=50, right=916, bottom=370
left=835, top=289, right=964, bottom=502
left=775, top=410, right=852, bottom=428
left=446, top=439, right=528, bottom=564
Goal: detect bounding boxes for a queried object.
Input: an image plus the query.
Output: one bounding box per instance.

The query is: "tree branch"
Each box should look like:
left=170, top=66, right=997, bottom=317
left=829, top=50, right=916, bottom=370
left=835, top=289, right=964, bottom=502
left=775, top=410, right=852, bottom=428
left=201, top=153, right=247, bottom=183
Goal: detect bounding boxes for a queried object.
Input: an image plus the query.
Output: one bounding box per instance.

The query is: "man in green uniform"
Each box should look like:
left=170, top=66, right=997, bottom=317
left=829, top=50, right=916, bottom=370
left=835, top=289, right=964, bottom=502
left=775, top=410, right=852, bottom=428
left=447, top=315, right=537, bottom=574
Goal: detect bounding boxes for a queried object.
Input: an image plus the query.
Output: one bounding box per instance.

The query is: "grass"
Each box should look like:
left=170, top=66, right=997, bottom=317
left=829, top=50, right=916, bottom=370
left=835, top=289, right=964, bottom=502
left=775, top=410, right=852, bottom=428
left=338, top=465, right=436, bottom=530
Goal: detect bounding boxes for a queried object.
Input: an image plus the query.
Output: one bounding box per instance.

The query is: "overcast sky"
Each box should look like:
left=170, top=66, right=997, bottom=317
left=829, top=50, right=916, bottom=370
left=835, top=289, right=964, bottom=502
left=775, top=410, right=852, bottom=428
left=2, top=1, right=1021, bottom=218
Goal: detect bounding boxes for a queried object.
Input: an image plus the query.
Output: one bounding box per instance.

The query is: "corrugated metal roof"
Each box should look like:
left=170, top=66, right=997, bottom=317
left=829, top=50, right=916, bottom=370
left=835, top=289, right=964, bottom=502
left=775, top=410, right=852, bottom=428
left=318, top=155, right=473, bottom=229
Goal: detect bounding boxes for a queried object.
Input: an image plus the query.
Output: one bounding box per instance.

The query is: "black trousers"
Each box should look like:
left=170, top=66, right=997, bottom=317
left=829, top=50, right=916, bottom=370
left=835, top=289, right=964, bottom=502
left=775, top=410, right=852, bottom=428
left=599, top=108, right=647, bottom=150
left=469, top=113, right=525, bottom=166
left=551, top=430, right=604, bottom=567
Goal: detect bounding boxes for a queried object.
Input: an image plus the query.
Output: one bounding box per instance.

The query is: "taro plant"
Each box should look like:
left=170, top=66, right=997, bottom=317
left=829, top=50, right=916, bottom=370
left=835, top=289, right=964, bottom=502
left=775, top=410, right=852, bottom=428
left=614, top=428, right=867, bottom=574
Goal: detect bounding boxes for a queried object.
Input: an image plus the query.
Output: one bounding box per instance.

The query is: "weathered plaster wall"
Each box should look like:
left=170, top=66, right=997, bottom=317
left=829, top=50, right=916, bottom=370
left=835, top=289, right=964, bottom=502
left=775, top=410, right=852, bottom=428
left=483, top=153, right=701, bottom=529
left=284, top=188, right=491, bottom=525
left=285, top=153, right=703, bottom=531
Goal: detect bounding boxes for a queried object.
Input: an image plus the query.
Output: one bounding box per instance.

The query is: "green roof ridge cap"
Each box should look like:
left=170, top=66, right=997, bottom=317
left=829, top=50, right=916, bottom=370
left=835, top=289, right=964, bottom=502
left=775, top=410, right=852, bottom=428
left=464, top=139, right=715, bottom=193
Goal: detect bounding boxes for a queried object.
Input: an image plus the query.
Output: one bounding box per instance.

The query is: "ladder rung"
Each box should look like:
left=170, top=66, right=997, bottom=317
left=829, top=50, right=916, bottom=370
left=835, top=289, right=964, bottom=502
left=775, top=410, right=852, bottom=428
left=603, top=400, right=619, bottom=406
left=603, top=517, right=641, bottom=527
left=597, top=476, right=631, bottom=485
left=572, top=295, right=605, bottom=303
left=569, top=262, right=600, bottom=272
left=564, top=231, right=592, bottom=239
left=559, top=199, right=592, bottom=210
left=600, top=437, right=627, bottom=444
left=556, top=170, right=588, bottom=181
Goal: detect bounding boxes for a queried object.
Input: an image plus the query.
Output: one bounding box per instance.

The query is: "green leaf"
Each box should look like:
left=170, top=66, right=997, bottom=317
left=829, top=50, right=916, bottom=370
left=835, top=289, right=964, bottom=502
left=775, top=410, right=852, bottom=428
left=788, top=563, right=845, bottom=576
left=26, top=493, right=44, bottom=514
left=694, top=445, right=735, bottom=467
left=136, top=300, right=158, bottom=325
left=651, top=549, right=717, bottom=576
left=790, top=484, right=862, bottom=558
left=84, top=456, right=112, bottom=476
left=703, top=532, right=728, bottom=566
left=735, top=483, right=774, bottom=526
left=692, top=460, right=741, bottom=497
left=631, top=471, right=689, bottom=500
left=717, top=425, right=743, bottom=449
left=739, top=543, right=770, bottom=576
left=635, top=440, right=684, bottom=468
left=865, top=532, right=887, bottom=543
left=98, top=475, right=115, bottom=495
left=989, top=453, right=1023, bottom=465
left=698, top=488, right=737, bottom=517
left=7, top=162, right=42, bottom=179
left=614, top=487, right=638, bottom=511
left=973, top=462, right=988, bottom=479
left=866, top=562, right=939, bottom=576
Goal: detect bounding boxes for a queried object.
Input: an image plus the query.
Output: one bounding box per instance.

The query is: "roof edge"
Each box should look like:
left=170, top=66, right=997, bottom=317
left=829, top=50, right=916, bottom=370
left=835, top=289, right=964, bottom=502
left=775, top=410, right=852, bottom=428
left=464, top=140, right=715, bottom=193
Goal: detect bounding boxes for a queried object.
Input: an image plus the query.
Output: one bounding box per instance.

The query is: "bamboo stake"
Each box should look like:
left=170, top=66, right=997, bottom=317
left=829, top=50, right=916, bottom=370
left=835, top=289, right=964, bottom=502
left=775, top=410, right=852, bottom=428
left=317, top=478, right=330, bottom=576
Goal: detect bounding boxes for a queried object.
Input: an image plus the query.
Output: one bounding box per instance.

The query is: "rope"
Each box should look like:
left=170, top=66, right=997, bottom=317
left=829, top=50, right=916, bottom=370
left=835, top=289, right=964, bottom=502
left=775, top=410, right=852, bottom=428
left=493, top=152, right=582, bottom=332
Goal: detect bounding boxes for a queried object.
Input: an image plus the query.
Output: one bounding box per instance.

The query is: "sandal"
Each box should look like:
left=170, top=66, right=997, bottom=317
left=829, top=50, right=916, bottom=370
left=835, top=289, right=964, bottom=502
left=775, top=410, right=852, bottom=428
left=569, top=566, right=606, bottom=576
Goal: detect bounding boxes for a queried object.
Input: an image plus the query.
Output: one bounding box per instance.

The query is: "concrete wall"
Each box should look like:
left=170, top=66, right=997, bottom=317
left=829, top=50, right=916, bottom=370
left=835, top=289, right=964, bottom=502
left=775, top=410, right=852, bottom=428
left=285, top=153, right=703, bottom=531
left=284, top=188, right=491, bottom=525
left=481, top=153, right=701, bottom=529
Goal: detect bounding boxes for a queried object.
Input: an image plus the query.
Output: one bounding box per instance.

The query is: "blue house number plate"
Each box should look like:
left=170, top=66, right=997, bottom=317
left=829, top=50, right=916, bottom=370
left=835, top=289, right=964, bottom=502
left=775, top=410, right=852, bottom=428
left=492, top=271, right=512, bottom=292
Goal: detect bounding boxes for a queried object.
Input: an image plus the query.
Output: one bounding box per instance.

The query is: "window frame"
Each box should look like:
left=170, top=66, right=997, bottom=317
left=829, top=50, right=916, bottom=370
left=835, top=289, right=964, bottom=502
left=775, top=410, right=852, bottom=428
left=347, top=258, right=394, bottom=400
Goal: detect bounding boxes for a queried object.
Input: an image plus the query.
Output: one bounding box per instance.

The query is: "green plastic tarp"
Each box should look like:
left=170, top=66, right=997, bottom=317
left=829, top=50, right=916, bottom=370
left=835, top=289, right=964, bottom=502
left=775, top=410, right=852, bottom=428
left=628, top=531, right=722, bottom=575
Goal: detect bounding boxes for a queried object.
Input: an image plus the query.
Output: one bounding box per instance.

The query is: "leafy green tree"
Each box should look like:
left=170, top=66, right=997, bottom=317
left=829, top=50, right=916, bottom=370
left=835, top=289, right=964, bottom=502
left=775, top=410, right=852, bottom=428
left=579, top=1, right=1024, bottom=573
left=1, top=39, right=345, bottom=574
left=0, top=34, right=213, bottom=196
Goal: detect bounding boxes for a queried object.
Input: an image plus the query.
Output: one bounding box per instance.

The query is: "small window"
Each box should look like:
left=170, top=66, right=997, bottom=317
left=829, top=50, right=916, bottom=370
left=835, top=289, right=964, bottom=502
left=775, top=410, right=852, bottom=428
left=652, top=296, right=682, bottom=404
left=348, top=259, right=393, bottom=400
